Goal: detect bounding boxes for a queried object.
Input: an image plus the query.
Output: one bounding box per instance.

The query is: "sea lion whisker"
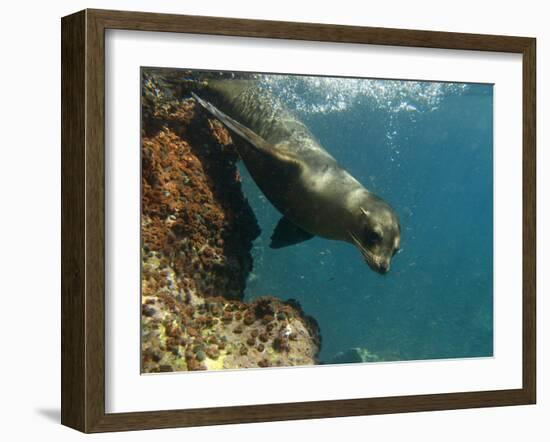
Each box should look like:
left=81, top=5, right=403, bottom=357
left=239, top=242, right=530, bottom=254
left=348, top=231, right=366, bottom=254
left=348, top=230, right=375, bottom=263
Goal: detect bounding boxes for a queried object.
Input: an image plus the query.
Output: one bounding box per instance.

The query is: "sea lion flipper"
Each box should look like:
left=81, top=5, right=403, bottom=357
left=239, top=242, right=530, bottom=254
left=192, top=92, right=300, bottom=168
left=270, top=217, right=314, bottom=249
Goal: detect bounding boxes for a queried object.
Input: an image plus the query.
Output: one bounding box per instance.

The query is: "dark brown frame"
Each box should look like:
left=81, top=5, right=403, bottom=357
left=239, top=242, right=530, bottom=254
left=61, top=8, right=536, bottom=433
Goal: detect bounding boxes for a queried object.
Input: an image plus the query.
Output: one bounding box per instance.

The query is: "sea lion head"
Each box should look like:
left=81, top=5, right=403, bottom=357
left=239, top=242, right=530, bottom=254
left=348, top=194, right=401, bottom=274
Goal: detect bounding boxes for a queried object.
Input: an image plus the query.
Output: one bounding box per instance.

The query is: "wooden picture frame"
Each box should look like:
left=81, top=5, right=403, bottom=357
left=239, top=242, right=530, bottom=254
left=61, top=8, right=536, bottom=433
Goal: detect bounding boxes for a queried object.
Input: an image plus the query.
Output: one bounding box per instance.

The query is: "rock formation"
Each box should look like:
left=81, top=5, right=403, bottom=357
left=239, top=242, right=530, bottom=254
left=140, top=69, right=321, bottom=372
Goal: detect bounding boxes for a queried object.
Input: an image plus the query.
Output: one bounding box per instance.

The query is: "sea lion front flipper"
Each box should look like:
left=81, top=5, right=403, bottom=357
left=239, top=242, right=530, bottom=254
left=270, top=217, right=314, bottom=249
left=192, top=92, right=300, bottom=168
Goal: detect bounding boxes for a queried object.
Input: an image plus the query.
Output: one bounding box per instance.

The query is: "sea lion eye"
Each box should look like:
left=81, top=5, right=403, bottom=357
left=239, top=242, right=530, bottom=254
left=364, top=229, right=382, bottom=245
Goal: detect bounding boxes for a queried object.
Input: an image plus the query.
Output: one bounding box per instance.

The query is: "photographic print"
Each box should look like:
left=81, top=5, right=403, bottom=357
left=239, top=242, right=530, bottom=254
left=140, top=68, right=493, bottom=373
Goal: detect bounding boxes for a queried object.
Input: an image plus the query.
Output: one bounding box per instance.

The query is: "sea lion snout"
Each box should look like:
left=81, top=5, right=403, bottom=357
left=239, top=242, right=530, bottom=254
left=377, top=259, right=391, bottom=275
left=362, top=251, right=392, bottom=274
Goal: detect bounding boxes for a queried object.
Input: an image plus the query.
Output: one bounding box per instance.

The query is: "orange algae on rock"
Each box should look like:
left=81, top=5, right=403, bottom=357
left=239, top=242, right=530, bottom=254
left=140, top=69, right=321, bottom=373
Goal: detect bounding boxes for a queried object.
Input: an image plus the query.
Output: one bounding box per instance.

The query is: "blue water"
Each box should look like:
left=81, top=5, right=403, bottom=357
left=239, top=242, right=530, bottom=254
left=241, top=75, right=493, bottom=363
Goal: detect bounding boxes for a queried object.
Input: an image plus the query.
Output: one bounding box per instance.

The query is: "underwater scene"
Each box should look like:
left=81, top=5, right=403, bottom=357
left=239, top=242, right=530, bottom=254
left=140, top=68, right=493, bottom=373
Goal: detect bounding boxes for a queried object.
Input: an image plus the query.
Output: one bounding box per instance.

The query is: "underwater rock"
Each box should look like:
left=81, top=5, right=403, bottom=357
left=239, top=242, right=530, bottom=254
left=141, top=291, right=321, bottom=372
left=328, top=347, right=381, bottom=365
left=141, top=70, right=321, bottom=372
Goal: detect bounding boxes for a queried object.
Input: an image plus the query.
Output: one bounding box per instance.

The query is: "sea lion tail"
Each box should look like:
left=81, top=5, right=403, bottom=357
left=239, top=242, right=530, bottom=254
left=192, top=92, right=247, bottom=137
left=191, top=92, right=299, bottom=169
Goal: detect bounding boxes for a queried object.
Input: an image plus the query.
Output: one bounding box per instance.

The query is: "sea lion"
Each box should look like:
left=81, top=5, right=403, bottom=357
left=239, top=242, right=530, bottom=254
left=191, top=79, right=401, bottom=274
